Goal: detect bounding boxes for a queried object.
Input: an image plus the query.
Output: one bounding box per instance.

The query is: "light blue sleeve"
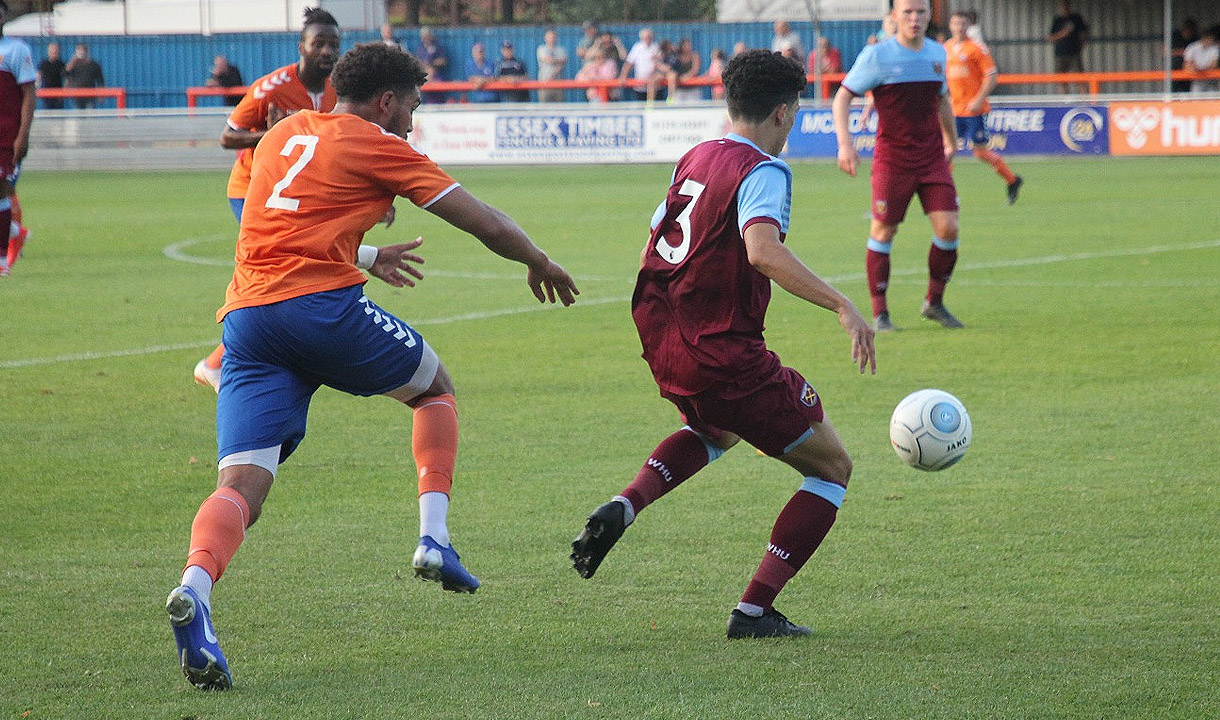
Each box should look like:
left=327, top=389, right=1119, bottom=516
left=841, top=44, right=880, bottom=96
left=736, top=162, right=791, bottom=236
left=650, top=166, right=678, bottom=231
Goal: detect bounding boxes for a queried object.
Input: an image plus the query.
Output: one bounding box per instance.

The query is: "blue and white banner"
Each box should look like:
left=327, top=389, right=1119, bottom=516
left=785, top=104, right=1110, bottom=158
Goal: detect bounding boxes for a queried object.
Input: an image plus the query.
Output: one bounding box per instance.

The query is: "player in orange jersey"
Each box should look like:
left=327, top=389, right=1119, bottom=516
left=194, top=7, right=347, bottom=390
left=945, top=10, right=1023, bottom=205
left=165, top=42, right=579, bottom=691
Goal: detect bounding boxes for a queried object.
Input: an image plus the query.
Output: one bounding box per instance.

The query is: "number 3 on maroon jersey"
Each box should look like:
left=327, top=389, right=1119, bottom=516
left=654, top=179, right=706, bottom=265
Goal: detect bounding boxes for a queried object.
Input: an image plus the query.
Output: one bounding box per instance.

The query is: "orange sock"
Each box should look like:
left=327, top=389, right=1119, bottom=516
left=412, top=393, right=458, bottom=496
left=973, top=147, right=1017, bottom=184
left=205, top=343, right=225, bottom=370
left=185, top=487, right=250, bottom=581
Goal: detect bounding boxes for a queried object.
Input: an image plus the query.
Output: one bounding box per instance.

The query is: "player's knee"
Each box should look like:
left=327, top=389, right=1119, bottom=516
left=217, top=468, right=274, bottom=526
left=827, top=449, right=853, bottom=487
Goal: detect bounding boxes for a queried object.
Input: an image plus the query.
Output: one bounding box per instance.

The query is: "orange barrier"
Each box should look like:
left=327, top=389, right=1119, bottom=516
left=185, top=85, right=247, bottom=109
left=37, top=87, right=127, bottom=109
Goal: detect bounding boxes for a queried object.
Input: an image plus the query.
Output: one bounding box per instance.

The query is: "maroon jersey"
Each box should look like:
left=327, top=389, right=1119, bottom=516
left=632, top=137, right=790, bottom=396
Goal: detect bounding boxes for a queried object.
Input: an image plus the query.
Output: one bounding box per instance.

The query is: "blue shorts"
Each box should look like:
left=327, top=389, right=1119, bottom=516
left=955, top=115, right=989, bottom=147
left=228, top=197, right=245, bottom=223
left=216, top=284, right=439, bottom=464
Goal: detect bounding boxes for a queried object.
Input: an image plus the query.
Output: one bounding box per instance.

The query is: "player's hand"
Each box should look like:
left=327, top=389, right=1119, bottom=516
left=837, top=145, right=859, bottom=177
left=966, top=98, right=984, bottom=115
left=838, top=303, right=877, bottom=374
left=266, top=102, right=287, bottom=128
left=527, top=259, right=580, bottom=306
left=381, top=205, right=396, bottom=228
left=15, top=136, right=29, bottom=164
left=944, top=142, right=958, bottom=164
left=370, top=236, right=426, bottom=288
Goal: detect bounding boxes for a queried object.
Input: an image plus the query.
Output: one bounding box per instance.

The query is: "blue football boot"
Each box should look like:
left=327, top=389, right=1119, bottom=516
left=412, top=536, right=480, bottom=593
left=166, top=585, right=232, bottom=690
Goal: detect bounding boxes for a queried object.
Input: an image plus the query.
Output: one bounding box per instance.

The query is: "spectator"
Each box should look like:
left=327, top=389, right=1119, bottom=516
left=536, top=28, right=567, bottom=103
left=621, top=28, right=664, bottom=103
left=964, top=9, right=988, bottom=50
left=417, top=27, right=449, bottom=103
left=380, top=23, right=401, bottom=49
left=64, top=42, right=104, bottom=109
left=598, top=31, right=627, bottom=68
left=496, top=41, right=529, bottom=102
left=206, top=54, right=244, bottom=107
left=777, top=41, right=801, bottom=66
left=1184, top=25, right=1220, bottom=93
left=705, top=47, right=726, bottom=100
left=731, top=41, right=748, bottom=58
left=465, top=42, right=498, bottom=103
left=576, top=20, right=599, bottom=65
left=37, top=41, right=65, bottom=110
left=808, top=36, right=843, bottom=74
left=1172, top=18, right=1201, bottom=92
left=770, top=20, right=804, bottom=60
left=1046, top=0, right=1089, bottom=93
left=869, top=15, right=897, bottom=44
left=670, top=38, right=701, bottom=103
left=576, top=44, right=620, bottom=103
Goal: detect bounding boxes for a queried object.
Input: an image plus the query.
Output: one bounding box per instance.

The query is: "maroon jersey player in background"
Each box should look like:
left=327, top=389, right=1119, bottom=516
left=571, top=49, right=876, bottom=639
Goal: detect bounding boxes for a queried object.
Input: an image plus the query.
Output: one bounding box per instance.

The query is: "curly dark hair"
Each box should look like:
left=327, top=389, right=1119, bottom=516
left=332, top=43, right=429, bottom=102
left=300, top=6, right=339, bottom=39
left=721, top=49, right=806, bottom=123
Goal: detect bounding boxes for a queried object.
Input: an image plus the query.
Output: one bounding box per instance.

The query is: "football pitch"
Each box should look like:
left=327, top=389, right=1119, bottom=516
left=2, top=156, right=1218, bottom=718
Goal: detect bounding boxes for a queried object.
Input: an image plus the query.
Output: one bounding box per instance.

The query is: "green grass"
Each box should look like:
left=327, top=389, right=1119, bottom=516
left=2, top=157, right=1218, bottom=719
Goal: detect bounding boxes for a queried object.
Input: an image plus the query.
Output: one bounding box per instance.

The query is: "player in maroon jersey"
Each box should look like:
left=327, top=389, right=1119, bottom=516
left=0, top=0, right=35, bottom=277
left=833, top=0, right=963, bottom=331
left=571, top=49, right=876, bottom=639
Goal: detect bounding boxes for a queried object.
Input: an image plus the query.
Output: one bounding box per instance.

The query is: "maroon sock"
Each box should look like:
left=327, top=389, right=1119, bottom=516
left=621, top=428, right=713, bottom=514
left=740, top=490, right=839, bottom=612
left=927, top=243, right=958, bottom=305
left=866, top=247, right=891, bottom=316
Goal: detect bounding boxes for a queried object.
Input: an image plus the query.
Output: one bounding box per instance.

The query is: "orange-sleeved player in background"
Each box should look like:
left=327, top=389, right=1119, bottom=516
left=194, top=6, right=344, bottom=391
left=166, top=42, right=580, bottom=691
left=945, top=10, right=1023, bottom=205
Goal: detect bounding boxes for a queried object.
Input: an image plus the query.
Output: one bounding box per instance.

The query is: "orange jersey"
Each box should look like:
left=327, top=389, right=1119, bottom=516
left=219, top=110, right=459, bottom=320
left=225, top=63, right=337, bottom=199
left=945, top=38, right=996, bottom=117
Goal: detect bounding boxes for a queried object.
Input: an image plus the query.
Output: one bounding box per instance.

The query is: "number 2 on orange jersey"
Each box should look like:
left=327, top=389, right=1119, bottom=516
left=265, top=134, right=319, bottom=211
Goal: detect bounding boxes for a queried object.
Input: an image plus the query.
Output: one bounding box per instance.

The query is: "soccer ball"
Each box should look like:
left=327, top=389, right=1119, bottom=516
left=889, top=389, right=972, bottom=471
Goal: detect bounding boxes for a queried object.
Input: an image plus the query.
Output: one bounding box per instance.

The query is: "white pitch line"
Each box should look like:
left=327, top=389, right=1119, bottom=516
left=9, top=238, right=1219, bottom=371
left=0, top=295, right=630, bottom=370
left=162, top=235, right=620, bottom=281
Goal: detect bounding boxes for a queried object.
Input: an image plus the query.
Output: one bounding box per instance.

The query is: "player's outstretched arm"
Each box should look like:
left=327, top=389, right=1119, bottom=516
left=744, top=223, right=877, bottom=374
left=366, top=236, right=426, bottom=288
left=426, top=187, right=580, bottom=305
left=831, top=86, right=859, bottom=177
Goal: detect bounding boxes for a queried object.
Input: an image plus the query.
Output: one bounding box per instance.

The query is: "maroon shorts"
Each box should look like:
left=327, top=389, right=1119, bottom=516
left=661, top=364, right=825, bottom=457
left=871, top=160, right=958, bottom=225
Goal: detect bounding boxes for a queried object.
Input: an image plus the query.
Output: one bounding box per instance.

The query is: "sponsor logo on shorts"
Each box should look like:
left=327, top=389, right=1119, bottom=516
left=800, top=383, right=818, bottom=408
left=874, top=199, right=887, bottom=216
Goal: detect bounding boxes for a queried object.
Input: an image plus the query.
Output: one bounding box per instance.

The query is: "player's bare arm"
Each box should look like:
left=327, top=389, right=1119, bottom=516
left=220, top=125, right=266, bottom=150
left=367, top=236, right=426, bottom=288
left=15, top=82, right=34, bottom=163
left=831, top=86, right=859, bottom=177
left=743, top=223, right=877, bottom=374
left=426, top=186, right=580, bottom=306
left=939, top=95, right=958, bottom=162
left=968, top=71, right=997, bottom=115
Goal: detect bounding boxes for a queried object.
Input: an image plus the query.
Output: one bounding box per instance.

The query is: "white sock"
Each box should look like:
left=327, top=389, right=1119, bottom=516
left=736, top=602, right=765, bottom=617
left=612, top=495, right=636, bottom=525
left=419, top=491, right=450, bottom=547
left=9, top=221, right=18, bottom=239
left=181, top=565, right=214, bottom=609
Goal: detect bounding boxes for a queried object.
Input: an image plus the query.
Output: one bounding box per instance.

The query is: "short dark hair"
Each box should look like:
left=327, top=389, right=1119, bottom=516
left=301, top=6, right=339, bottom=38
left=721, top=49, right=806, bottom=123
left=332, top=43, right=429, bottom=102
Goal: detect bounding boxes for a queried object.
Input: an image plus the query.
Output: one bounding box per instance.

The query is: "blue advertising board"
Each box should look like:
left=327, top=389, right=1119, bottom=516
left=785, top=104, right=1110, bottom=158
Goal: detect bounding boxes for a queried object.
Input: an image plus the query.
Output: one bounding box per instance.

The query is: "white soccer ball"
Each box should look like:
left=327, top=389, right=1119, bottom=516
left=889, top=389, right=972, bottom=471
